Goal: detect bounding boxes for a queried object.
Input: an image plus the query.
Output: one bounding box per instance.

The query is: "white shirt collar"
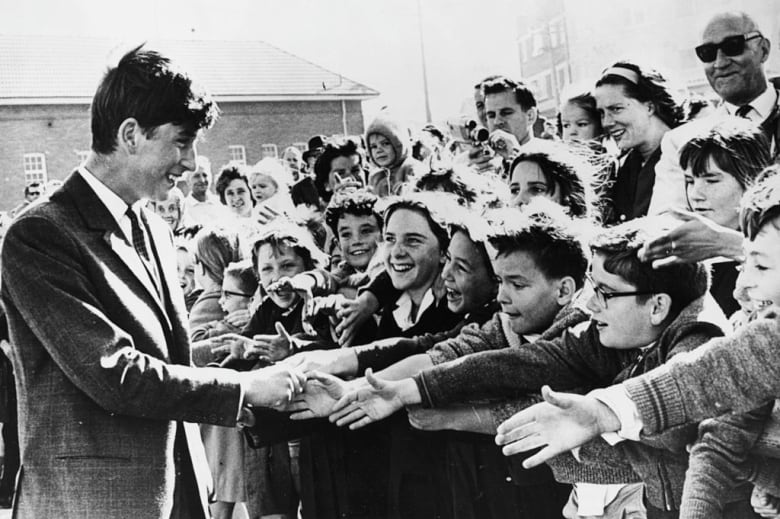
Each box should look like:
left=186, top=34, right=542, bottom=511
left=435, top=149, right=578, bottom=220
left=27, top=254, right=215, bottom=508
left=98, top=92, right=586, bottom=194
left=78, top=166, right=146, bottom=243
left=392, top=288, right=436, bottom=331
left=723, top=84, right=778, bottom=121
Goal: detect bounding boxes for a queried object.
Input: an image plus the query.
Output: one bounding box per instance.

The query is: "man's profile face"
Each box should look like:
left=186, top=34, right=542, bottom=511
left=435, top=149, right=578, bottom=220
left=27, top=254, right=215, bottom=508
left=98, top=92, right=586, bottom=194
left=134, top=123, right=197, bottom=202
left=474, top=87, right=486, bottom=127
left=485, top=90, right=534, bottom=144
left=701, top=15, right=769, bottom=106
left=189, top=166, right=211, bottom=197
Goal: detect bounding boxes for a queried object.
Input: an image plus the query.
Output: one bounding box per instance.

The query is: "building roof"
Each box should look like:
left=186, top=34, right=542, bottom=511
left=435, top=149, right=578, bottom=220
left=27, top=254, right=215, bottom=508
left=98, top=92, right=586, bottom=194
left=0, top=34, right=379, bottom=105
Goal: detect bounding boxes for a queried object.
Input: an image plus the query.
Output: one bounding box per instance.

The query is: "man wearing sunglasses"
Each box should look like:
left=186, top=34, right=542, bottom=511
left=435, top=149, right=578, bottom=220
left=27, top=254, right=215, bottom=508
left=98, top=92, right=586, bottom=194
left=650, top=11, right=777, bottom=216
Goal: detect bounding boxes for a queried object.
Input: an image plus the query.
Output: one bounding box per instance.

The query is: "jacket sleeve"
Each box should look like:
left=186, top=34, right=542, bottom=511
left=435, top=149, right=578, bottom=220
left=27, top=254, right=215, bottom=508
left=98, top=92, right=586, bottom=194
left=1, top=214, right=242, bottom=426
left=414, top=324, right=624, bottom=408
left=624, top=315, right=780, bottom=434
left=680, top=403, right=774, bottom=519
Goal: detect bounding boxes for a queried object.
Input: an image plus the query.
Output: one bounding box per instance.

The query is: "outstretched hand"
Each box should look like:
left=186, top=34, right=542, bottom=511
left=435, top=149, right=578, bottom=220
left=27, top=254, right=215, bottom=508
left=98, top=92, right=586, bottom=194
left=328, top=369, right=410, bottom=430
left=495, top=386, right=620, bottom=468
left=334, top=294, right=377, bottom=347
left=637, top=209, right=743, bottom=268
left=241, top=361, right=307, bottom=410
left=287, top=371, right=348, bottom=420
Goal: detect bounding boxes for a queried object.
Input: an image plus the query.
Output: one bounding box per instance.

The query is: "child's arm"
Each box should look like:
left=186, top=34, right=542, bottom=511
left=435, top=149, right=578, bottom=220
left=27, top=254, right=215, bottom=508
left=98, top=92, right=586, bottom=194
left=680, top=403, right=774, bottom=519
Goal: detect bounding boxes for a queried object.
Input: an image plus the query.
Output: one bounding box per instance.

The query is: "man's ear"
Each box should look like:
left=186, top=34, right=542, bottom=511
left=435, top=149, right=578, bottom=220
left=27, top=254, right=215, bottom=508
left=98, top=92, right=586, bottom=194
left=526, top=106, right=538, bottom=126
left=759, top=37, right=771, bottom=64
left=555, top=276, right=577, bottom=306
left=118, top=118, right=140, bottom=153
left=648, top=293, right=673, bottom=326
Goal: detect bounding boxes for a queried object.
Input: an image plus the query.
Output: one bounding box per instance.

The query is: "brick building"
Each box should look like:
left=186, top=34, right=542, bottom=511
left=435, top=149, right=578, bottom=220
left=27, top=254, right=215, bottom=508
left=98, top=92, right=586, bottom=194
left=0, top=35, right=378, bottom=211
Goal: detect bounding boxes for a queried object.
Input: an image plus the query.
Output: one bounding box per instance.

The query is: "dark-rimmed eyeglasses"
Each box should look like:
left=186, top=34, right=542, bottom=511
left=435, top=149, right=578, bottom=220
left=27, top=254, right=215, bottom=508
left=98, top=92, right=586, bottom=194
left=221, top=289, right=252, bottom=299
left=586, top=274, right=654, bottom=308
left=695, top=32, right=763, bottom=63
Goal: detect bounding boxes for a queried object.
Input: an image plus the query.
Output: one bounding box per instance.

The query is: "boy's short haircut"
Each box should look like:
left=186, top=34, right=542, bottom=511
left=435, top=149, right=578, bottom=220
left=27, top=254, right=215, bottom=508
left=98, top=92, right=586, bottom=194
left=383, top=192, right=460, bottom=251
left=680, top=118, right=771, bottom=189
left=250, top=220, right=328, bottom=273
left=486, top=201, right=588, bottom=289
left=324, top=189, right=383, bottom=236
left=91, top=45, right=219, bottom=154
left=590, top=219, right=708, bottom=317
left=482, top=76, right=537, bottom=111
left=224, top=259, right=259, bottom=295
left=740, top=166, right=780, bottom=240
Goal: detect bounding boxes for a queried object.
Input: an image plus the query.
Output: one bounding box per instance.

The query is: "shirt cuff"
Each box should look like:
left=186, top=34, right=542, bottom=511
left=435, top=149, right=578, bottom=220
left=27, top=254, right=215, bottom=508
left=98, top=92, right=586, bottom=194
left=590, top=385, right=643, bottom=443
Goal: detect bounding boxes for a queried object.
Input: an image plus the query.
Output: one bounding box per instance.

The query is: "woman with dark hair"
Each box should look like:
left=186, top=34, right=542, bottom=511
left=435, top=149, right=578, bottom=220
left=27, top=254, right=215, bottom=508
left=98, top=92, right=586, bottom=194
left=594, top=60, right=683, bottom=223
left=216, top=164, right=255, bottom=219
left=508, top=140, right=593, bottom=219
left=312, top=137, right=367, bottom=204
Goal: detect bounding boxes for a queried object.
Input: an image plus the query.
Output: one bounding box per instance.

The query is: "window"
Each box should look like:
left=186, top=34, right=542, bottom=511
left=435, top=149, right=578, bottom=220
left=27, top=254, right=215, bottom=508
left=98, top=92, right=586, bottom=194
left=531, top=31, right=544, bottom=57
left=556, top=66, right=567, bottom=90
left=261, top=144, right=278, bottom=159
left=293, top=142, right=307, bottom=153
left=228, top=145, right=246, bottom=165
left=519, top=37, right=530, bottom=62
left=549, top=24, right=558, bottom=48
left=23, top=153, right=47, bottom=184
left=76, top=150, right=89, bottom=165
left=544, top=74, right=553, bottom=99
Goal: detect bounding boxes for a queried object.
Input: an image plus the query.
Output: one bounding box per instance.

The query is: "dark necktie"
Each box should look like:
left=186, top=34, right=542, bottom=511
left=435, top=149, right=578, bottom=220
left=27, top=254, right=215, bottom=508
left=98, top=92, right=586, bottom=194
left=735, top=104, right=753, bottom=118
left=125, top=208, right=149, bottom=261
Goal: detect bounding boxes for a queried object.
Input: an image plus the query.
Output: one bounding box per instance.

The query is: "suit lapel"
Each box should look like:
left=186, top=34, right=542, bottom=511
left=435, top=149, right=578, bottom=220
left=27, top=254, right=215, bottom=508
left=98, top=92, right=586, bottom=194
left=62, top=171, right=174, bottom=332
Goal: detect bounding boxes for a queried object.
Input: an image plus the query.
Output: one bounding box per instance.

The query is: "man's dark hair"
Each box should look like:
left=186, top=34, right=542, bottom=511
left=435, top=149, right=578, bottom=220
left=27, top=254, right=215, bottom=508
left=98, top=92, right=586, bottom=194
left=487, top=203, right=588, bottom=289
left=482, top=76, right=537, bottom=111
left=91, top=45, right=219, bottom=154
left=324, top=189, right=382, bottom=236
left=590, top=219, right=708, bottom=318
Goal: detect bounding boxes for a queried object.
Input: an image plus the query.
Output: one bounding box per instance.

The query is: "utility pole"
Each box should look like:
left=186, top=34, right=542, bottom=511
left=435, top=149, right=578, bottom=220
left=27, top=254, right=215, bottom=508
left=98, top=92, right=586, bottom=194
left=417, top=0, right=432, bottom=123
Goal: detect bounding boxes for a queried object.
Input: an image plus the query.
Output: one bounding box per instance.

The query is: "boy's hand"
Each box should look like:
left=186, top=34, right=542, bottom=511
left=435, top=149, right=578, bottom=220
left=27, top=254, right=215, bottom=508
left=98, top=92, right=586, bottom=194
left=495, top=386, right=620, bottom=467
left=287, top=371, right=347, bottom=420
left=752, top=487, right=780, bottom=518
left=329, top=369, right=418, bottom=430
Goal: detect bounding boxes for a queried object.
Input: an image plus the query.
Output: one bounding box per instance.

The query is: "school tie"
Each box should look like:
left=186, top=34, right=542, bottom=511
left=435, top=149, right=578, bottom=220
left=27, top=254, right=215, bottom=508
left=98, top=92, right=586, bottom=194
left=735, top=104, right=753, bottom=118
left=126, top=207, right=150, bottom=261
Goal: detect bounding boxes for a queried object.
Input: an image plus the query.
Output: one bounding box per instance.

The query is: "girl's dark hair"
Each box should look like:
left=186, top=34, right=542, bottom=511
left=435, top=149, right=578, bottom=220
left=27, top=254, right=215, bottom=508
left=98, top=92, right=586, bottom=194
left=509, top=141, right=593, bottom=219
left=595, top=61, right=683, bottom=129
left=313, top=137, right=366, bottom=201
left=680, top=118, right=771, bottom=191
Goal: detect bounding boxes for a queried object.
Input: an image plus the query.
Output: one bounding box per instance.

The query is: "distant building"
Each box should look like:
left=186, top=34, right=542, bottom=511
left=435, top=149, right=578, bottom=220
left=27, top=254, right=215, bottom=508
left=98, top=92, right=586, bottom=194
left=0, top=35, right=378, bottom=210
left=516, top=0, right=780, bottom=117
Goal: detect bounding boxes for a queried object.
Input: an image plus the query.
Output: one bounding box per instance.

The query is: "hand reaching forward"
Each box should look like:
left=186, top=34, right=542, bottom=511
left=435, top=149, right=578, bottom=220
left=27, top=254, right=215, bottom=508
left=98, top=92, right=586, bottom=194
left=752, top=487, right=780, bottom=518
left=328, top=369, right=419, bottom=430
left=637, top=209, right=743, bottom=268
left=240, top=362, right=307, bottom=410
left=287, top=371, right=348, bottom=420
left=495, top=386, right=620, bottom=468
left=282, top=348, right=358, bottom=377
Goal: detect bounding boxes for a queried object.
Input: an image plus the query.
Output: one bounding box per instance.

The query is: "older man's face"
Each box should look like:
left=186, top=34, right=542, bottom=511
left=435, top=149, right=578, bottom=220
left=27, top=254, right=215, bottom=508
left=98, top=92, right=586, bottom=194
left=189, top=166, right=211, bottom=197
left=701, top=15, right=769, bottom=106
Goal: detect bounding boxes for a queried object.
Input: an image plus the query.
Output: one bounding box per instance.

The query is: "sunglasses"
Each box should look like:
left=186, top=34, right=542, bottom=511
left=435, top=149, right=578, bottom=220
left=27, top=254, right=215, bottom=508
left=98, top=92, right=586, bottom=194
left=695, top=32, right=762, bottom=63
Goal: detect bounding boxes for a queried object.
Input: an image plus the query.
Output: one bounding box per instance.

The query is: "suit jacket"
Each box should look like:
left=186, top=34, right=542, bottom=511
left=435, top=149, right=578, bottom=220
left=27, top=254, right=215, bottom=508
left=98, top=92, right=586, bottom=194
left=1, top=171, right=242, bottom=519
left=650, top=92, right=780, bottom=215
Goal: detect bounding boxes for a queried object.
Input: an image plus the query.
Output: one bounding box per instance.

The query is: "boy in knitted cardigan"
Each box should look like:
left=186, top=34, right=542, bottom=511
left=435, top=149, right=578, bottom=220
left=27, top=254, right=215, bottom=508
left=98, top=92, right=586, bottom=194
left=339, top=219, right=750, bottom=517
left=496, top=172, right=780, bottom=518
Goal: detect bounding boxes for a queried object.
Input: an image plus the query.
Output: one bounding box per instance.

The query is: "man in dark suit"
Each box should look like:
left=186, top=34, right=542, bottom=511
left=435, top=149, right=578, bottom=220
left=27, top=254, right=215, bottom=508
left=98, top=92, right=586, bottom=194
left=0, top=45, right=305, bottom=519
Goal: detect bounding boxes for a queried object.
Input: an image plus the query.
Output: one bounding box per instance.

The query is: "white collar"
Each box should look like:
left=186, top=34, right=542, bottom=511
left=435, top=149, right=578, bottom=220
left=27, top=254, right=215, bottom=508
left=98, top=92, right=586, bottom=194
left=78, top=166, right=144, bottom=225
left=392, top=288, right=436, bottom=331
left=723, top=85, right=778, bottom=120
